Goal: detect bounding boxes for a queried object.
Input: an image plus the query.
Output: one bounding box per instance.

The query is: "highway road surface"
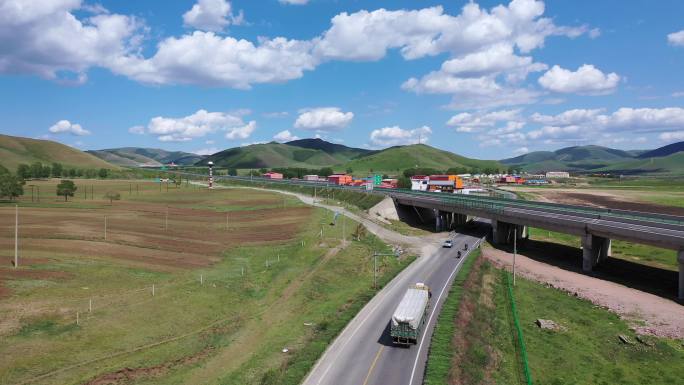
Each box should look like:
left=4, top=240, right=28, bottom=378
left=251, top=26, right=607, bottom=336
left=303, top=227, right=486, bottom=385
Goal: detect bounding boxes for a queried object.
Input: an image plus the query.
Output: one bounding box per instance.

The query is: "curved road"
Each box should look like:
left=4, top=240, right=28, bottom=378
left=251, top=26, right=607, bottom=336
left=303, top=230, right=486, bottom=385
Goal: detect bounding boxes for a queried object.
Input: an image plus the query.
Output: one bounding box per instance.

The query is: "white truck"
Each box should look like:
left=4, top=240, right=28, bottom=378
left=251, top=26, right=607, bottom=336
left=390, top=283, right=431, bottom=346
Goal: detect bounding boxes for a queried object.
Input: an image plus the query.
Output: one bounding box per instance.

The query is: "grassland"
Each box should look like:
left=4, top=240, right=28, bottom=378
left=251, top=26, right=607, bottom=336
left=0, top=179, right=414, bottom=385
left=426, top=252, right=684, bottom=385
left=0, top=134, right=118, bottom=171
left=527, top=228, right=678, bottom=271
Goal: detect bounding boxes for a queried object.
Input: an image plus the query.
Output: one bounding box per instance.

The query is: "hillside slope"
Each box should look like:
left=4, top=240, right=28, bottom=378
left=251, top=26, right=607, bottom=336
left=637, top=141, right=684, bottom=159
left=502, top=145, right=636, bottom=173
left=343, top=144, right=502, bottom=173
left=0, top=134, right=118, bottom=171
left=197, top=142, right=345, bottom=168
left=285, top=138, right=370, bottom=162
left=88, top=147, right=204, bottom=167
left=599, top=152, right=684, bottom=176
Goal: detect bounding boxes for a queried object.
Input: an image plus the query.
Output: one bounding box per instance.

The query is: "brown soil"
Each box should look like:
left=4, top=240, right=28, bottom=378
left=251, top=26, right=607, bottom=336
left=83, top=347, right=214, bottom=385
left=520, top=189, right=684, bottom=216
left=483, top=246, right=684, bottom=339
left=0, top=203, right=312, bottom=290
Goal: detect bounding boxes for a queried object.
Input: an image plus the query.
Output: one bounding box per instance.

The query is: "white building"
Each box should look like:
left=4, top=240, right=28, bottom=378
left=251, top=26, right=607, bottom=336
left=545, top=171, right=570, bottom=179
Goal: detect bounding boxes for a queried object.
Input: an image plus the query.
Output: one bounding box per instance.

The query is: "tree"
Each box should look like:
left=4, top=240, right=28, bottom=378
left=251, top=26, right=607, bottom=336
left=16, top=164, right=30, bottom=180
left=30, top=162, right=43, bottom=179
left=56, top=180, right=77, bottom=201
left=42, top=165, right=51, bottom=178
left=0, top=174, right=25, bottom=200
left=228, top=168, right=238, bottom=176
left=104, top=191, right=121, bottom=204
left=258, top=167, right=268, bottom=174
left=68, top=168, right=77, bottom=177
left=346, top=167, right=353, bottom=174
left=98, top=168, right=109, bottom=178
left=397, top=176, right=411, bottom=189
left=51, top=163, right=63, bottom=178
left=318, top=167, right=334, bottom=177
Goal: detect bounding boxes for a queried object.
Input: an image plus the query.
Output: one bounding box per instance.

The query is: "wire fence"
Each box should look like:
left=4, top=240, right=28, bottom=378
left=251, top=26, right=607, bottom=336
left=505, top=270, right=533, bottom=385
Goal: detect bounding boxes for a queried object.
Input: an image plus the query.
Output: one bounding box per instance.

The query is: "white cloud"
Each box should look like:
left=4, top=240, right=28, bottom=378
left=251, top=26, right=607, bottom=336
left=538, top=64, right=620, bottom=94
left=447, top=109, right=522, bottom=132
left=279, top=0, right=308, bottom=4
left=110, top=32, right=317, bottom=89
left=369, top=125, right=432, bottom=147
left=294, top=107, right=354, bottom=131
left=525, top=107, right=684, bottom=143
left=440, top=43, right=547, bottom=82
left=314, top=1, right=587, bottom=63
left=273, top=130, right=299, bottom=142
left=0, top=1, right=142, bottom=83
left=667, top=29, right=684, bottom=47
left=605, top=107, right=684, bottom=132
left=513, top=147, right=529, bottom=155
left=139, top=109, right=249, bottom=142
left=589, top=28, right=601, bottom=39
left=672, top=91, right=684, bottom=98
left=183, top=0, right=243, bottom=32
left=225, top=121, right=256, bottom=140
left=659, top=131, right=684, bottom=142
left=529, top=108, right=604, bottom=126
left=128, top=125, right=145, bottom=134
left=193, top=147, right=220, bottom=155
left=48, top=120, right=91, bottom=136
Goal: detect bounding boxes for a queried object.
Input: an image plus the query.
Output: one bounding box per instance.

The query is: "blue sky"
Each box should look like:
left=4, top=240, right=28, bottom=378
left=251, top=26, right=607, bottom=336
left=1, top=0, right=683, bottom=159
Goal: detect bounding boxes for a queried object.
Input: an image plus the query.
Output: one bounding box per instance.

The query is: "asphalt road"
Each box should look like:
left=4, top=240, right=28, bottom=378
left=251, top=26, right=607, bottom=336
left=303, top=229, right=486, bottom=385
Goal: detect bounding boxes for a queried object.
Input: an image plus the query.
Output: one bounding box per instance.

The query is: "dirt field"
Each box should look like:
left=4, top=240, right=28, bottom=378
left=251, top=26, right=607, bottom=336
left=504, top=186, right=684, bottom=216
left=0, top=181, right=311, bottom=300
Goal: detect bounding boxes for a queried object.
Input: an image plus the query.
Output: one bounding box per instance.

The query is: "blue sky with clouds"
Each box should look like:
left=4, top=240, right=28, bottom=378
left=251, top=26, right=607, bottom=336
left=1, top=0, right=683, bottom=159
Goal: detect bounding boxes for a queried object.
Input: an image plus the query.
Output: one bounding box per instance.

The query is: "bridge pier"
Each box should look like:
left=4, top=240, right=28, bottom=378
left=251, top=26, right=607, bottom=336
left=582, top=235, right=611, bottom=272
left=492, top=220, right=527, bottom=245
left=679, top=250, right=684, bottom=300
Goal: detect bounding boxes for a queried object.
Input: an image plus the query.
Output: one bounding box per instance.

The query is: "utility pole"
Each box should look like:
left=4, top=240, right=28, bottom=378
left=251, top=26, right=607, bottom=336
left=342, top=214, right=346, bottom=243
left=104, top=216, right=107, bottom=241
left=513, top=227, right=517, bottom=286
left=14, top=205, right=18, bottom=269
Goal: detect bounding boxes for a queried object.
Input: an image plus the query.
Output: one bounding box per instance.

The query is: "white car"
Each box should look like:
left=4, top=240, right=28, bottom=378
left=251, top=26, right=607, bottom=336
left=442, top=240, right=453, bottom=248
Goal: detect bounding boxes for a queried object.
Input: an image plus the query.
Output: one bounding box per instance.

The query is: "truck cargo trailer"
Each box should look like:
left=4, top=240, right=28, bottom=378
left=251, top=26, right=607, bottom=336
left=390, top=283, right=431, bottom=346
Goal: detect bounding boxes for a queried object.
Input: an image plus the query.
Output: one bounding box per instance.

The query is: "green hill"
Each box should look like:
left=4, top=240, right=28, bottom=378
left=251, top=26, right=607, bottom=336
left=0, top=134, right=118, bottom=171
left=197, top=142, right=347, bottom=168
left=342, top=144, right=503, bottom=173
left=502, top=145, right=637, bottom=173
left=285, top=138, right=369, bottom=162
left=637, top=141, right=684, bottom=159
left=87, top=147, right=204, bottom=167
left=598, top=152, right=684, bottom=176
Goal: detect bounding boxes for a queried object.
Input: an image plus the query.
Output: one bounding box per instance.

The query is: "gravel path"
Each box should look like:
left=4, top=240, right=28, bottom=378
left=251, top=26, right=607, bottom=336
left=483, top=246, right=684, bottom=339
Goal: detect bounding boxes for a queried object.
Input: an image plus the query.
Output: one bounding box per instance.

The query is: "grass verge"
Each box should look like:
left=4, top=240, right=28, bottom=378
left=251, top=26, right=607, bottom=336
left=423, top=248, right=480, bottom=385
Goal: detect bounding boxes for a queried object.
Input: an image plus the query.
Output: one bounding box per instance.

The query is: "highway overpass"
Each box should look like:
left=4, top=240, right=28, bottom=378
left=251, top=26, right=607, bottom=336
left=388, top=190, right=684, bottom=300
left=183, top=173, right=684, bottom=300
